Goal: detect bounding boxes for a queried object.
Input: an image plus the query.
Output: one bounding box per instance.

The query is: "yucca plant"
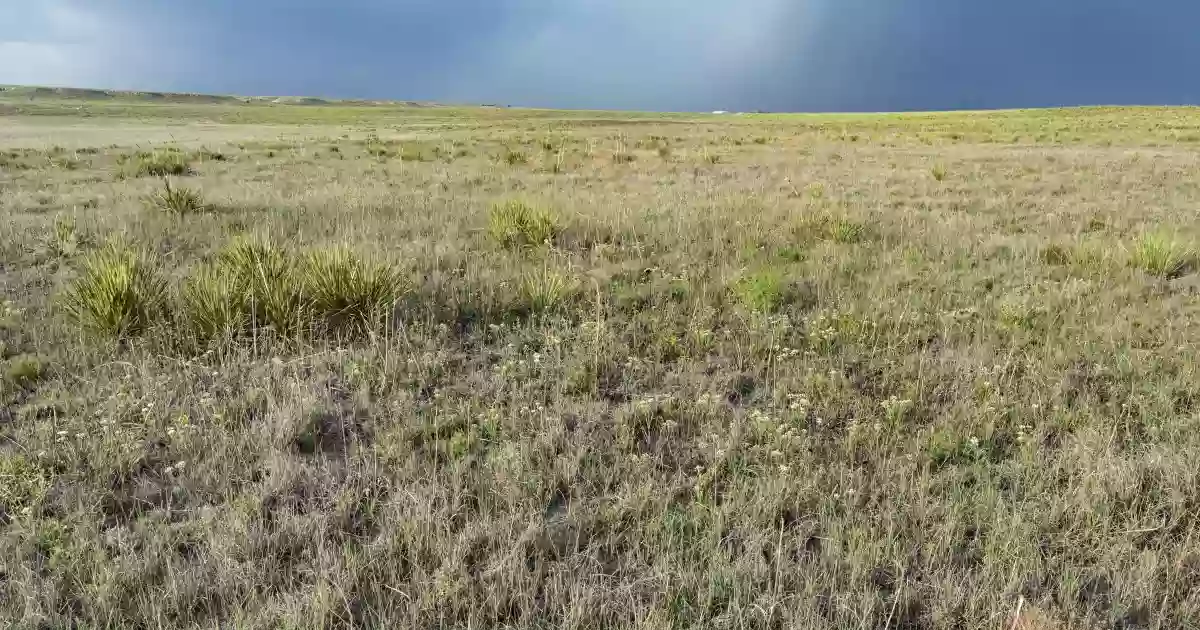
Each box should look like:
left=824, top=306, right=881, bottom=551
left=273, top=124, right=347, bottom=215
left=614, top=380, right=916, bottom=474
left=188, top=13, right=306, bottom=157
left=487, top=200, right=559, bottom=249
left=62, top=244, right=168, bottom=340
left=180, top=263, right=247, bottom=345
left=219, top=238, right=309, bottom=337
left=147, top=178, right=206, bottom=215
left=519, top=266, right=578, bottom=314
left=304, top=247, right=403, bottom=334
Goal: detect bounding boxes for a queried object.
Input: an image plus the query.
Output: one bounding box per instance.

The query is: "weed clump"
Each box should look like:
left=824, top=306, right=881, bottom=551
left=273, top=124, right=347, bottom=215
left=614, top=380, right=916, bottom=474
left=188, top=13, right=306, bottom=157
left=147, top=179, right=207, bottom=215
left=488, top=200, right=560, bottom=249
left=62, top=244, right=168, bottom=340
left=828, top=218, right=867, bottom=244
left=732, top=269, right=814, bottom=313
left=48, top=215, right=81, bottom=258
left=1130, top=232, right=1196, bottom=278
left=125, top=151, right=193, bottom=178
left=519, top=267, right=578, bottom=314
left=502, top=149, right=528, bottom=166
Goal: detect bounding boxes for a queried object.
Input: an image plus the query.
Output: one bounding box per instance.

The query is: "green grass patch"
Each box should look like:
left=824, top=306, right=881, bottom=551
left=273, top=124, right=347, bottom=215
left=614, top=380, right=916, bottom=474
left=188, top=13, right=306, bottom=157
left=1129, top=232, right=1196, bottom=278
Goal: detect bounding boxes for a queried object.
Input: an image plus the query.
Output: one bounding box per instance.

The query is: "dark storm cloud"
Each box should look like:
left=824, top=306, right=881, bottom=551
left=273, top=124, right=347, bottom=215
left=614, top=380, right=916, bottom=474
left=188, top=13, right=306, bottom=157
left=3, top=0, right=1199, bottom=111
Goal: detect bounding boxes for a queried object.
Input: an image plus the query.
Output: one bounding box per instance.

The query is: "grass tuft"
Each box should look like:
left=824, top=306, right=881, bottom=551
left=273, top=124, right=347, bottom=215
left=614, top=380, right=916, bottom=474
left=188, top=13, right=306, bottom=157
left=48, top=215, right=81, bottom=258
left=126, top=151, right=193, bottom=178
left=519, top=266, right=578, bottom=314
left=732, top=269, right=814, bottom=313
left=62, top=244, right=168, bottom=340
left=1129, top=232, right=1197, bottom=278
left=828, top=217, right=868, bottom=244
left=502, top=148, right=528, bottom=166
left=147, top=178, right=207, bottom=215
left=488, top=200, right=560, bottom=249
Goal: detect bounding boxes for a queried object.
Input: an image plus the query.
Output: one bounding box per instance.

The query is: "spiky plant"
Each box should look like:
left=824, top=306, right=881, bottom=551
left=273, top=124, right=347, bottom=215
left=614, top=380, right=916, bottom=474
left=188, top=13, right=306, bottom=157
left=147, top=178, right=206, bottom=215
left=1130, top=232, right=1197, bottom=278
left=519, top=266, right=578, bottom=314
left=180, top=263, right=247, bottom=345
left=62, top=244, right=168, bottom=340
left=487, top=200, right=560, bottom=249
left=219, top=238, right=309, bottom=337
left=304, top=247, right=403, bottom=334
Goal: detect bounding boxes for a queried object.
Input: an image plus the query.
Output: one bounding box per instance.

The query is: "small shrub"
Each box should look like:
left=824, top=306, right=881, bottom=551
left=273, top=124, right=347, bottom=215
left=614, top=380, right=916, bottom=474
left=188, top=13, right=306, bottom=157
left=147, top=179, right=207, bottom=215
left=613, top=151, right=637, bottom=164
left=931, top=164, right=947, bottom=181
left=304, top=248, right=404, bottom=333
left=219, top=239, right=308, bottom=337
left=180, top=263, right=247, bottom=345
left=519, top=267, right=578, bottom=314
left=62, top=244, right=168, bottom=340
left=657, top=145, right=672, bottom=160
left=1130, top=232, right=1196, bottom=278
left=127, top=151, right=192, bottom=178
left=488, top=200, right=560, bottom=249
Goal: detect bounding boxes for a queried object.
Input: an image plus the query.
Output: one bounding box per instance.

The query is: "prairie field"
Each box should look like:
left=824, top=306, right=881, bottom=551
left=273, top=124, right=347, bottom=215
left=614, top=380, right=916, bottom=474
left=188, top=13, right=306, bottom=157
left=3, top=93, right=1200, bottom=629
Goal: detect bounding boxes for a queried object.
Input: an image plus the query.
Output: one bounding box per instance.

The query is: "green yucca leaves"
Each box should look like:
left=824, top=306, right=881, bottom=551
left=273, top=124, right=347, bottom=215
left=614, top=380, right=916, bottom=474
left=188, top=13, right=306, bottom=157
left=148, top=178, right=207, bottom=215
left=304, top=247, right=403, bottom=333
left=62, top=244, right=168, bottom=340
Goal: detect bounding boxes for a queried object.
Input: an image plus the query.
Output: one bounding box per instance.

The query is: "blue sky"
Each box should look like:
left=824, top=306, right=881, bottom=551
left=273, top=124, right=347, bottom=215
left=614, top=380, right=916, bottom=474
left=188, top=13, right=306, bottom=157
left=3, top=1, right=1199, bottom=112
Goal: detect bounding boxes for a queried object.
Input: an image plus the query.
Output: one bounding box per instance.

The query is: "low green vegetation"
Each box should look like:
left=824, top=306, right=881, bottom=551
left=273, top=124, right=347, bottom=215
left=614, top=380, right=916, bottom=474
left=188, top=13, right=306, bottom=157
left=147, top=178, right=208, bottom=214
left=122, top=150, right=193, bottom=177
left=61, top=244, right=169, bottom=339
left=1129, top=231, right=1196, bottom=278
left=3, top=92, right=1200, bottom=628
left=487, top=199, right=561, bottom=249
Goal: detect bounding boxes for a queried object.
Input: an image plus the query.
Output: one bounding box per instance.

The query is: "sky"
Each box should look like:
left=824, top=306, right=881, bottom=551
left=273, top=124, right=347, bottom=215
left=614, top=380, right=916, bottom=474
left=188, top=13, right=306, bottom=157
left=2, top=0, right=1199, bottom=112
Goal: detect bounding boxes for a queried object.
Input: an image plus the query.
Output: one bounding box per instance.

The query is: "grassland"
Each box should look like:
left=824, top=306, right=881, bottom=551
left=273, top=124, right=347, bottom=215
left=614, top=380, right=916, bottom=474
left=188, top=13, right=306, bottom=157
left=3, top=93, right=1200, bottom=629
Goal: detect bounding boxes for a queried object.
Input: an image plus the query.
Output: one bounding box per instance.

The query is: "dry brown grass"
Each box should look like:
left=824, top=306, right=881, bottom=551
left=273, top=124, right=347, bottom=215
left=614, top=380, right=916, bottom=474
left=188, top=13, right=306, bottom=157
left=3, top=98, right=1200, bottom=628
